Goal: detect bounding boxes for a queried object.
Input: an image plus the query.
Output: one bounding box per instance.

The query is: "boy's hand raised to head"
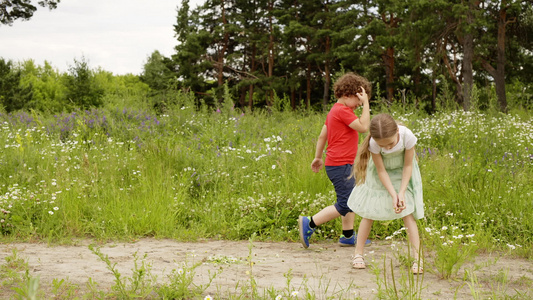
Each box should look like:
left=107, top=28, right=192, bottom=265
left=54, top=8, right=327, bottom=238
left=356, top=87, right=369, bottom=104
left=348, top=86, right=370, bottom=133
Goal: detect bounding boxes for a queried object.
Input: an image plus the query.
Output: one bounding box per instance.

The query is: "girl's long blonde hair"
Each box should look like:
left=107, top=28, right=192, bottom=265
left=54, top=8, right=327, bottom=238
left=352, top=114, right=398, bottom=185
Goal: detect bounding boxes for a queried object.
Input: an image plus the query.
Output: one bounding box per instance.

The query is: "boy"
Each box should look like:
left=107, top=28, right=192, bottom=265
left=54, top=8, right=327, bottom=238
left=298, top=73, right=372, bottom=248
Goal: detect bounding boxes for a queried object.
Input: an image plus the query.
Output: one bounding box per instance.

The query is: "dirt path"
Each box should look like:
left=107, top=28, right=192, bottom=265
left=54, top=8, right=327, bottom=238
left=1, top=238, right=532, bottom=299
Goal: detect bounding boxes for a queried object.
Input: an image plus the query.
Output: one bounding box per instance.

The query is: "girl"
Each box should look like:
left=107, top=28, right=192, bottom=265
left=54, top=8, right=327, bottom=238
left=347, top=113, right=424, bottom=274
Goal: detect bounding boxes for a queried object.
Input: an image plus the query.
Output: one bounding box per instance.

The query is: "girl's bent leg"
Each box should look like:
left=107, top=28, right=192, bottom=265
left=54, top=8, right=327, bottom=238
left=403, top=214, right=421, bottom=259
left=354, top=218, right=373, bottom=256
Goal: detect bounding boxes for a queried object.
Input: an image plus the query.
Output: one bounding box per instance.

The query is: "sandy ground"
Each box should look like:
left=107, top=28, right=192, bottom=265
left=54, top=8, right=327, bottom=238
left=1, top=238, right=532, bottom=299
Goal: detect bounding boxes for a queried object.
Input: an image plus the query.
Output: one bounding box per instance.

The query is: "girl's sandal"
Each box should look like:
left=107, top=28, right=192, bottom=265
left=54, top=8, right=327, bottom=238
left=352, top=254, right=366, bottom=269
left=411, top=261, right=424, bottom=274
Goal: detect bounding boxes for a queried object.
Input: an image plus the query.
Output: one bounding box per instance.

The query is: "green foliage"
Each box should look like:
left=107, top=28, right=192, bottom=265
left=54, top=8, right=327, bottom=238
left=0, top=0, right=61, bottom=25
left=2, top=0, right=533, bottom=112
left=0, top=249, right=42, bottom=299
left=424, top=225, right=478, bottom=279
left=156, top=254, right=218, bottom=299
left=506, top=79, right=533, bottom=111
left=89, top=245, right=155, bottom=298
left=167, top=0, right=532, bottom=111
left=17, top=60, right=67, bottom=113
left=372, top=254, right=425, bottom=300
left=0, top=92, right=532, bottom=263
left=96, top=70, right=151, bottom=111
left=0, top=58, right=33, bottom=112
left=11, top=275, right=40, bottom=300
left=63, top=57, right=105, bottom=109
left=0, top=249, right=28, bottom=290
left=50, top=278, right=80, bottom=299
left=141, top=50, right=175, bottom=91
left=0, top=58, right=153, bottom=114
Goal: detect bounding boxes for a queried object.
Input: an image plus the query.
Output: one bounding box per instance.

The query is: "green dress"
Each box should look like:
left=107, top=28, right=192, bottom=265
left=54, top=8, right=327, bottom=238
left=347, top=147, right=424, bottom=221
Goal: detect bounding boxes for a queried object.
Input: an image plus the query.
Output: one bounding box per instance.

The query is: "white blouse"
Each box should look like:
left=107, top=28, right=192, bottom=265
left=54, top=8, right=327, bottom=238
left=369, top=125, right=417, bottom=154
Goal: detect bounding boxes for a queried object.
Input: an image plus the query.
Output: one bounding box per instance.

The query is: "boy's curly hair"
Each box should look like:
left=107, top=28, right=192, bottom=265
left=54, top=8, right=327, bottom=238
left=333, top=72, right=372, bottom=99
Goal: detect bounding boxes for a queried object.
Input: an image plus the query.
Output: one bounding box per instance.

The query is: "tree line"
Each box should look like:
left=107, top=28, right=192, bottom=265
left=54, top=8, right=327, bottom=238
left=1, top=0, right=532, bottom=114
left=0, top=57, right=149, bottom=113
left=146, top=0, right=531, bottom=112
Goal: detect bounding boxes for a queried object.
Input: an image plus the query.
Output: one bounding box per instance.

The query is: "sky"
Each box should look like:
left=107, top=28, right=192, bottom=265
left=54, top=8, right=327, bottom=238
left=0, top=0, right=204, bottom=75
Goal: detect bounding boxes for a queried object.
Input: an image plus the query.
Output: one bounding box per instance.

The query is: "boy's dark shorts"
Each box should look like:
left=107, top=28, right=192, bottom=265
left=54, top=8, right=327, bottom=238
left=326, top=164, right=355, bottom=216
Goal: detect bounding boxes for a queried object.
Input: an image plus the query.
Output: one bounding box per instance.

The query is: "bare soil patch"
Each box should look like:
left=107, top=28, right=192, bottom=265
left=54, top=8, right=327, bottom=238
left=1, top=238, right=532, bottom=299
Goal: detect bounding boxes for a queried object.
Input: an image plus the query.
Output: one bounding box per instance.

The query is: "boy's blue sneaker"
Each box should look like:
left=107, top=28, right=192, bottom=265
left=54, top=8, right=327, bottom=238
left=338, top=234, right=372, bottom=247
left=298, top=216, right=315, bottom=248
left=339, top=234, right=355, bottom=247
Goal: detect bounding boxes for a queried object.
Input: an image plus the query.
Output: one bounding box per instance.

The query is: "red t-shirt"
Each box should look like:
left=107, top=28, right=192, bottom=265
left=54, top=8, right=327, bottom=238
left=324, top=103, right=359, bottom=166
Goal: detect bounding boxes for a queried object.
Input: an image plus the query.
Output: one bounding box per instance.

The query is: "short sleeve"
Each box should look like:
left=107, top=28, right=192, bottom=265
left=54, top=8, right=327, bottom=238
left=369, top=138, right=381, bottom=154
left=402, top=127, right=417, bottom=149
left=337, top=106, right=358, bottom=126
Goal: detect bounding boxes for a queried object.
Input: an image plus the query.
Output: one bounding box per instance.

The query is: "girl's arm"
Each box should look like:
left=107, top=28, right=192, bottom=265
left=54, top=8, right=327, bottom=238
left=371, top=152, right=398, bottom=206
left=399, top=146, right=415, bottom=196
left=311, top=125, right=327, bottom=173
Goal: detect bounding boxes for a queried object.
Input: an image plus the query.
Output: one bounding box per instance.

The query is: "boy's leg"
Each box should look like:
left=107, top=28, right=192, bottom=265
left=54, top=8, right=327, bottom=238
left=300, top=164, right=372, bottom=248
left=298, top=206, right=340, bottom=248
left=311, top=205, right=341, bottom=225
left=300, top=206, right=370, bottom=247
left=325, top=164, right=371, bottom=247
left=339, top=212, right=372, bottom=247
left=325, top=164, right=355, bottom=243
left=340, top=211, right=354, bottom=242
left=341, top=212, right=355, bottom=231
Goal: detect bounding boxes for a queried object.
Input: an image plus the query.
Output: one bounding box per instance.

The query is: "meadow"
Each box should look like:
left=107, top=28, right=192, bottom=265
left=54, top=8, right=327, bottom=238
left=0, top=92, right=532, bottom=298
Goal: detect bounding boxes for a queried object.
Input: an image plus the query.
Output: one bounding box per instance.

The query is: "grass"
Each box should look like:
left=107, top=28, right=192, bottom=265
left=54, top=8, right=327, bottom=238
left=0, top=92, right=532, bottom=298
left=1, top=104, right=531, bottom=248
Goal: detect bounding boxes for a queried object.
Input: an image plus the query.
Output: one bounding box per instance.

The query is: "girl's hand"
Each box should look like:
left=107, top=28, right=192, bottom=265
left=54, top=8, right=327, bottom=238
left=392, top=194, right=400, bottom=213
left=395, top=193, right=406, bottom=214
